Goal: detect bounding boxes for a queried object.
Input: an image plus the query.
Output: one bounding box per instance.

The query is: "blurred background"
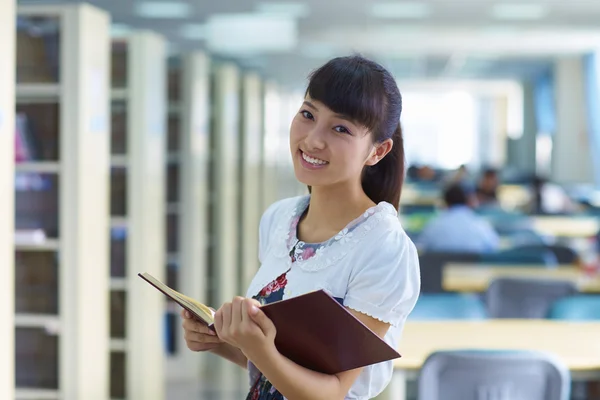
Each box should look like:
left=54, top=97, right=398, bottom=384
left=1, top=0, right=600, bottom=399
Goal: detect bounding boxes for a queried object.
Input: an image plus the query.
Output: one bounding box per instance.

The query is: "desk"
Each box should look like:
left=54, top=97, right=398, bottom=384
left=380, top=320, right=600, bottom=399
left=532, top=216, right=600, bottom=238
left=443, top=263, right=600, bottom=293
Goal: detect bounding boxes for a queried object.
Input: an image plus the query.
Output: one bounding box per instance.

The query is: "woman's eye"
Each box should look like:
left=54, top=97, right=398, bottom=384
left=300, top=110, right=314, bottom=120
left=334, top=126, right=351, bottom=134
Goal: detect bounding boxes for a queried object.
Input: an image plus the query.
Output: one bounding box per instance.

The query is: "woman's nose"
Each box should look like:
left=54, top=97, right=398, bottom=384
left=304, top=125, right=326, bottom=151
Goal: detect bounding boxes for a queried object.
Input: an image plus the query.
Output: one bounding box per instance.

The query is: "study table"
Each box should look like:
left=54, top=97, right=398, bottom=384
left=443, top=263, right=600, bottom=293
left=376, top=320, right=600, bottom=400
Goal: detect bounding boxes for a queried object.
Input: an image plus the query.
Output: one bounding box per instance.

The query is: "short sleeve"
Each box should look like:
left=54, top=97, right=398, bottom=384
left=344, top=228, right=421, bottom=327
left=258, top=201, right=280, bottom=263
left=257, top=197, right=301, bottom=263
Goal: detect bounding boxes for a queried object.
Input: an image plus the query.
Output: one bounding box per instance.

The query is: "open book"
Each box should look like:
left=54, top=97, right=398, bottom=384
left=138, top=272, right=215, bottom=325
left=138, top=272, right=401, bottom=374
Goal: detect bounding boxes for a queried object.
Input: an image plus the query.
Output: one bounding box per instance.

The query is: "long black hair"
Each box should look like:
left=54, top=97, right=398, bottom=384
left=305, top=55, right=405, bottom=209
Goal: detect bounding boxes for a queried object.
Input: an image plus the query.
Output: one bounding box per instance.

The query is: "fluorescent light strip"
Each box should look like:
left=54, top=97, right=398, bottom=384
left=256, top=2, right=310, bottom=18
left=370, top=2, right=432, bottom=19
left=179, top=23, right=207, bottom=39
left=135, top=1, right=191, bottom=19
left=491, top=4, right=548, bottom=20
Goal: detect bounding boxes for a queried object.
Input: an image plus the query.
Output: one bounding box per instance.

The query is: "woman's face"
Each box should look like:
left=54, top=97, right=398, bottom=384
left=289, top=97, right=386, bottom=189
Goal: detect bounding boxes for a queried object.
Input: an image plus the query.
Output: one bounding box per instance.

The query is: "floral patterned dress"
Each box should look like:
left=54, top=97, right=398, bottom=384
left=245, top=201, right=362, bottom=400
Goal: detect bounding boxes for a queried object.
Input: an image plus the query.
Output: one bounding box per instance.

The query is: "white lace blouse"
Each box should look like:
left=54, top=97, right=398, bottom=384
left=245, top=195, right=421, bottom=400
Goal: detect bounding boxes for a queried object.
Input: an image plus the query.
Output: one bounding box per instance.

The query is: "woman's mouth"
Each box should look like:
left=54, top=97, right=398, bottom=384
left=299, top=150, right=329, bottom=169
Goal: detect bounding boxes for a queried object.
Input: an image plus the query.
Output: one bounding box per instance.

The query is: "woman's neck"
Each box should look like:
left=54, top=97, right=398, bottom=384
left=302, top=183, right=375, bottom=236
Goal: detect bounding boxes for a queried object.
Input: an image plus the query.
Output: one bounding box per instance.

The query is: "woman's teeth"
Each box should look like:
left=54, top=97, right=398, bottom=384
left=302, top=152, right=328, bottom=165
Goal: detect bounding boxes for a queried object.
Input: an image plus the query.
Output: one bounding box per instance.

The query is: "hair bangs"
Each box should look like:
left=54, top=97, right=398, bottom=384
left=306, top=57, right=387, bottom=137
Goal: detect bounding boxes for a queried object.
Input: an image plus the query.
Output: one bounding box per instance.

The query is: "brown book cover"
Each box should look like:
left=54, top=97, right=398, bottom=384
left=138, top=272, right=401, bottom=374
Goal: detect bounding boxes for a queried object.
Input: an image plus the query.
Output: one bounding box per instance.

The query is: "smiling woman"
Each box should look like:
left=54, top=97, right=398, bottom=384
left=181, top=55, right=420, bottom=400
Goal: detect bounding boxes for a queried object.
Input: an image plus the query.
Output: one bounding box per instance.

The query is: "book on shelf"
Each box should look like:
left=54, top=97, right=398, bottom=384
left=138, top=272, right=402, bottom=374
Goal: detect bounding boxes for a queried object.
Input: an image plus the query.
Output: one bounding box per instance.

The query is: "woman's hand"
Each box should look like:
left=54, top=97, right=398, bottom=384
left=214, top=296, right=277, bottom=361
left=181, top=309, right=223, bottom=352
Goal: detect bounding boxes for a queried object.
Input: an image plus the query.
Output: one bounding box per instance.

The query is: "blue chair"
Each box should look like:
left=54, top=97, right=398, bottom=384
left=480, top=247, right=558, bottom=267
left=485, top=278, right=578, bottom=319
left=409, top=294, right=487, bottom=320
left=418, top=350, right=571, bottom=400
left=548, top=295, right=600, bottom=320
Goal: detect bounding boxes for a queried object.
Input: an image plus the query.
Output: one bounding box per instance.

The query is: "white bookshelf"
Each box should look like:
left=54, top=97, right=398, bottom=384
left=109, top=32, right=167, bottom=400
left=164, top=52, right=211, bottom=382
left=240, top=73, right=263, bottom=292
left=15, top=4, right=111, bottom=400
left=205, top=62, right=245, bottom=390
left=0, top=1, right=15, bottom=399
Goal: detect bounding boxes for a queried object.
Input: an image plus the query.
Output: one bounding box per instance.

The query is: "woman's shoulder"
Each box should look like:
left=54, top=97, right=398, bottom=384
left=261, top=195, right=308, bottom=224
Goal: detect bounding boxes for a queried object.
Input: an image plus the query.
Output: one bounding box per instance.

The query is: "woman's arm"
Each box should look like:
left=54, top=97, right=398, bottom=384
left=214, top=298, right=391, bottom=400
left=250, top=309, right=390, bottom=400
left=210, top=343, right=248, bottom=369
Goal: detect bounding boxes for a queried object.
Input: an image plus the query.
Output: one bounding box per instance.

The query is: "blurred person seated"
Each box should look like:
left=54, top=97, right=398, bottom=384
left=476, top=168, right=500, bottom=207
left=530, top=176, right=578, bottom=215
left=416, top=183, right=500, bottom=253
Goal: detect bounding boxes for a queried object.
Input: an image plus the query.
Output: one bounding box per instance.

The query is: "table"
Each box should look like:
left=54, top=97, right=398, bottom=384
left=532, top=216, right=600, bottom=238
left=379, top=320, right=600, bottom=399
left=443, top=263, right=600, bottom=293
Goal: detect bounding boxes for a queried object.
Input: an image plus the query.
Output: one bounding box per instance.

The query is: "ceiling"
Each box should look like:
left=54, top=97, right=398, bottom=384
left=17, top=0, right=600, bottom=88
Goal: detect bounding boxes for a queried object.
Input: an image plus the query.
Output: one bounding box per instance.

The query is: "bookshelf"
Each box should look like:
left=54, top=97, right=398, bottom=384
left=239, top=73, right=263, bottom=293
left=205, top=62, right=245, bottom=391
left=110, top=32, right=167, bottom=400
left=0, top=1, right=15, bottom=399
left=164, top=52, right=211, bottom=381
left=15, top=4, right=111, bottom=400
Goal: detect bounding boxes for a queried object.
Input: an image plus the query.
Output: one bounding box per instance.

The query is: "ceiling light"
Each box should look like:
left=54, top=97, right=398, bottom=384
left=135, top=2, right=191, bottom=19
left=110, top=23, right=132, bottom=37
left=256, top=2, right=310, bottom=18
left=179, top=24, right=207, bottom=40
left=206, top=13, right=297, bottom=55
left=370, top=2, right=432, bottom=19
left=491, top=4, right=548, bottom=20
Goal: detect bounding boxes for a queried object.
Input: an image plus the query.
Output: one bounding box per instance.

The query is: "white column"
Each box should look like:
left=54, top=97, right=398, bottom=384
left=125, top=32, right=167, bottom=400
left=211, top=62, right=244, bottom=396
left=167, top=51, right=211, bottom=382
left=262, top=82, right=282, bottom=209
left=0, top=1, right=15, bottom=399
left=61, top=6, right=111, bottom=399
left=213, top=63, right=240, bottom=306
left=552, top=56, right=595, bottom=184
left=240, top=73, right=263, bottom=293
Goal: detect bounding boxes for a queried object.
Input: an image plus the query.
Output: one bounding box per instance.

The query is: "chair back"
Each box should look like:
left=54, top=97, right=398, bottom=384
left=409, top=294, right=487, bottom=320
left=480, top=248, right=558, bottom=267
left=485, top=278, right=578, bottom=319
left=418, top=350, right=571, bottom=400
left=548, top=295, right=600, bottom=320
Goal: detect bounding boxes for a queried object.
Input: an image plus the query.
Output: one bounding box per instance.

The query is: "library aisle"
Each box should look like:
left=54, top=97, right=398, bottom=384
left=1, top=1, right=16, bottom=400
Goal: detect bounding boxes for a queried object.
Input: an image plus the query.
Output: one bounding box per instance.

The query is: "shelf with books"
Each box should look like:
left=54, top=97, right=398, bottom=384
left=162, top=53, right=211, bottom=382
left=109, top=31, right=167, bottom=400
left=164, top=58, right=181, bottom=361
left=14, top=4, right=111, bottom=399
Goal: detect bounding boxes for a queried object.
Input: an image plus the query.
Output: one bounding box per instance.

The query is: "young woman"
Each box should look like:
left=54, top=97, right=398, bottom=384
left=181, top=55, right=420, bottom=400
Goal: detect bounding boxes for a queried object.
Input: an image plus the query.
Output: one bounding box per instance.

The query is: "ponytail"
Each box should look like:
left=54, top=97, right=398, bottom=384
left=361, top=123, right=405, bottom=210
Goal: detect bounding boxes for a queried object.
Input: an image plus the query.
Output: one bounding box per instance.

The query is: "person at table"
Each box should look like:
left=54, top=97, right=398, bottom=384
left=476, top=167, right=500, bottom=207
left=416, top=183, right=500, bottom=253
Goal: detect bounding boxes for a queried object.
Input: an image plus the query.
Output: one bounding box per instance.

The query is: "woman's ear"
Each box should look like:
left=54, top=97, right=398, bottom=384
left=365, top=139, right=393, bottom=166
